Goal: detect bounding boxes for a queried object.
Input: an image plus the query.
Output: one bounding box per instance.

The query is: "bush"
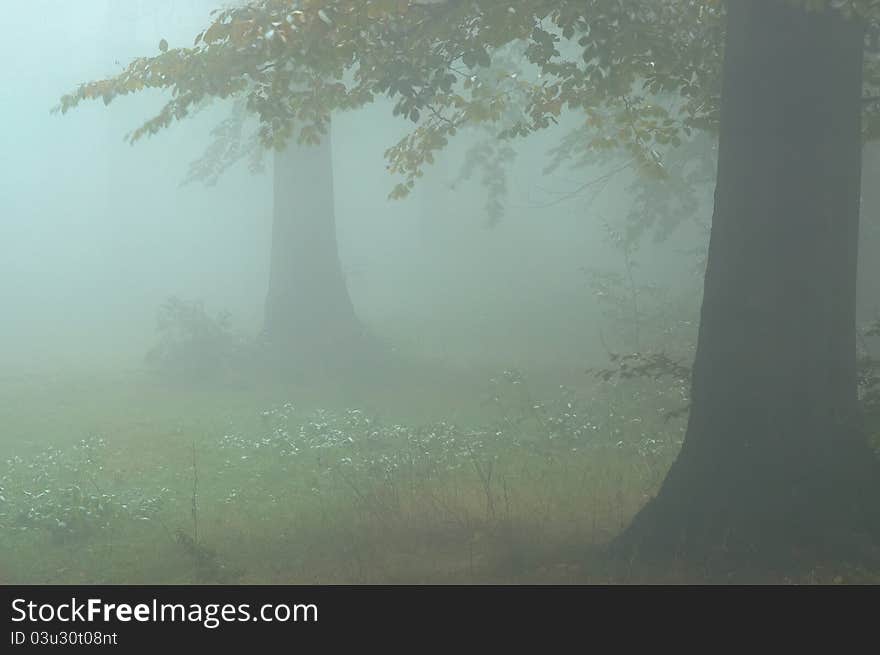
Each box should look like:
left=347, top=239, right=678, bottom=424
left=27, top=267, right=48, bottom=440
left=0, top=436, right=167, bottom=544
left=145, top=296, right=248, bottom=382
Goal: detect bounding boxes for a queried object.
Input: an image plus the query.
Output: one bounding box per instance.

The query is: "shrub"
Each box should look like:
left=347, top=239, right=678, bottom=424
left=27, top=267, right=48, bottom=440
left=145, top=296, right=248, bottom=382
left=0, top=436, right=167, bottom=544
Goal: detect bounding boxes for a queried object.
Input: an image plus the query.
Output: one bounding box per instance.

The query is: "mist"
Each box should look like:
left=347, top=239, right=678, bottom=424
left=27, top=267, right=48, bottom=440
left=1, top=1, right=704, bottom=375
left=2, top=0, right=879, bottom=587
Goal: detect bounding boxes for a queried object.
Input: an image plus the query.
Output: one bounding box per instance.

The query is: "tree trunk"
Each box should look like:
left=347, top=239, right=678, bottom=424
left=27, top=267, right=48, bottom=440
left=616, top=0, right=880, bottom=570
left=263, top=123, right=367, bottom=368
left=858, top=143, right=880, bottom=321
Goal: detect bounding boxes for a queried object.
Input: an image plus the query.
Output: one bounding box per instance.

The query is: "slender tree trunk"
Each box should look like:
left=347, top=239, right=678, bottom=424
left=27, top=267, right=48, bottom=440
left=263, top=123, right=365, bottom=367
left=617, top=0, right=880, bottom=569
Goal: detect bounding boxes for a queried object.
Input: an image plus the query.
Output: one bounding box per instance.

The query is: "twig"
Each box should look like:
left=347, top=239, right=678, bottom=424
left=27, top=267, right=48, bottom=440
left=191, top=442, right=199, bottom=546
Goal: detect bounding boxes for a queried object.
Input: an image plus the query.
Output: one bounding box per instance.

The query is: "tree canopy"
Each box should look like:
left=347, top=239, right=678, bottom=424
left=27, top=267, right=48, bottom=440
left=55, top=1, right=878, bottom=203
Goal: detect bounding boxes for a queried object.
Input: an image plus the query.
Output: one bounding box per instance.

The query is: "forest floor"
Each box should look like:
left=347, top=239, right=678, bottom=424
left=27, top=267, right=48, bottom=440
left=0, top=362, right=877, bottom=585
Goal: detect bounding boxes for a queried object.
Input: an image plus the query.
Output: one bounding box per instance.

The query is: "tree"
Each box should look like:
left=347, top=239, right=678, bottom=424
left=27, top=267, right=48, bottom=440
left=858, top=142, right=880, bottom=322
left=56, top=0, right=880, bottom=570
left=265, top=123, right=367, bottom=367
left=99, top=3, right=371, bottom=369
left=619, top=0, right=880, bottom=567
left=176, top=94, right=368, bottom=365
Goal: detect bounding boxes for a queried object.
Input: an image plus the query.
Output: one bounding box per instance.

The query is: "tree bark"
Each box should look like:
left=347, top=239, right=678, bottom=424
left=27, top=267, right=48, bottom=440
left=263, top=123, right=367, bottom=368
left=858, top=143, right=880, bottom=321
left=616, top=0, right=880, bottom=570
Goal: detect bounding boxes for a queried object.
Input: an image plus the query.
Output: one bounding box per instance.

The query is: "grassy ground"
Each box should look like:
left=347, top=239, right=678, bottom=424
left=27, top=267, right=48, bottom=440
left=0, top=362, right=875, bottom=584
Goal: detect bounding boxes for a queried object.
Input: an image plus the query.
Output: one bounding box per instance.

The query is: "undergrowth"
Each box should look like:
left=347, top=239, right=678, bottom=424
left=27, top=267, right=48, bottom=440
left=2, top=358, right=877, bottom=584
left=0, top=370, right=685, bottom=584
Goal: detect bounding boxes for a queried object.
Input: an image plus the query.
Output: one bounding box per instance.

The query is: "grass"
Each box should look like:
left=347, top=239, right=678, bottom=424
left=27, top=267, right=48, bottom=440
left=0, top=361, right=875, bottom=585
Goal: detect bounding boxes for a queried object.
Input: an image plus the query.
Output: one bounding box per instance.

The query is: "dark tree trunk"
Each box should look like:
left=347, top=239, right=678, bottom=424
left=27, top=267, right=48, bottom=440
left=263, top=123, right=367, bottom=368
left=858, top=143, right=880, bottom=321
left=616, top=0, right=880, bottom=569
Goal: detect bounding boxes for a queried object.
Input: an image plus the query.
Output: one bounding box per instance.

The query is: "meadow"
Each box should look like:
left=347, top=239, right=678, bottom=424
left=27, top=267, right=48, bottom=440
left=3, top=354, right=875, bottom=585
left=0, top=358, right=690, bottom=584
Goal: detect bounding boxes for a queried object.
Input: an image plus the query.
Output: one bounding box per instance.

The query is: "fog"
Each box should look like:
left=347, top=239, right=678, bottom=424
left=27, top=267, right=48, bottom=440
left=2, top=1, right=272, bottom=370
left=3, top=1, right=875, bottom=587
left=1, top=0, right=703, bottom=375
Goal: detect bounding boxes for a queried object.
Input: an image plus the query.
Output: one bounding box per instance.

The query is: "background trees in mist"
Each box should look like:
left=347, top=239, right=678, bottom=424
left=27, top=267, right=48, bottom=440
left=265, top=126, right=372, bottom=367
